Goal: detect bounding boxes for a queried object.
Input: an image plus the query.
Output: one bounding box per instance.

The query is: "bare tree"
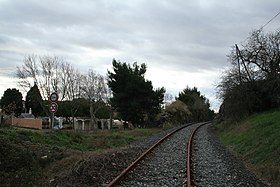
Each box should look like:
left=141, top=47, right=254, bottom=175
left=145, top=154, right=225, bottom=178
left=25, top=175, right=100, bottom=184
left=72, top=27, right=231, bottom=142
left=163, top=92, right=174, bottom=108
left=16, top=54, right=113, bottom=127
left=217, top=29, right=280, bottom=119
left=39, top=55, right=62, bottom=100
left=80, top=69, right=110, bottom=129
left=16, top=55, right=75, bottom=101
left=65, top=66, right=84, bottom=126
left=16, top=55, right=39, bottom=90
left=244, top=30, right=280, bottom=80
left=16, top=54, right=83, bottom=119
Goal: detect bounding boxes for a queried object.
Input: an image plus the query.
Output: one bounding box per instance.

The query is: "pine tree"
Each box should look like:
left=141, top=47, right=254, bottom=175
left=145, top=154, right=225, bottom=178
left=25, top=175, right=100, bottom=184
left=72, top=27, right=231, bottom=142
left=0, top=88, right=23, bottom=116
left=107, top=59, right=165, bottom=127
left=25, top=83, right=44, bottom=117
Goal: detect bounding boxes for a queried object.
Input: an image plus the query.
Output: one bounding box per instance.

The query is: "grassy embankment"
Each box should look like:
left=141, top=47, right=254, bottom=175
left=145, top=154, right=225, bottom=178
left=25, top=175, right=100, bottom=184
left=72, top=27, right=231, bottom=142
left=216, top=109, right=280, bottom=187
left=0, top=125, right=162, bottom=151
left=0, top=125, right=162, bottom=186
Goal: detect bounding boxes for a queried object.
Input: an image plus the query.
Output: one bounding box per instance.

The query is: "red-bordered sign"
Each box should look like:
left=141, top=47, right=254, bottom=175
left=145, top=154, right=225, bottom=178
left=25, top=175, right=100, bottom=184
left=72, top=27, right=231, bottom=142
left=49, top=92, right=59, bottom=102
left=49, top=102, right=58, bottom=113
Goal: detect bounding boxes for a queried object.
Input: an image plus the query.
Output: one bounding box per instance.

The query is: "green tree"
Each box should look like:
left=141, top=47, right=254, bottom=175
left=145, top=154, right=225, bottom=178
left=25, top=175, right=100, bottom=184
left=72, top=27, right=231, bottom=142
left=107, top=59, right=165, bottom=127
left=177, top=86, right=214, bottom=122
left=25, top=83, right=44, bottom=117
left=0, top=88, right=23, bottom=116
left=165, top=100, right=192, bottom=124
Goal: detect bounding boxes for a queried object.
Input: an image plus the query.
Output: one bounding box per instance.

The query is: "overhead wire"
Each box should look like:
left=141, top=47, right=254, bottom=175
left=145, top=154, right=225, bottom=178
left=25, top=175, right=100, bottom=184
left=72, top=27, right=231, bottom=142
left=238, top=9, right=280, bottom=44
left=260, top=10, right=280, bottom=30
left=235, top=9, right=280, bottom=81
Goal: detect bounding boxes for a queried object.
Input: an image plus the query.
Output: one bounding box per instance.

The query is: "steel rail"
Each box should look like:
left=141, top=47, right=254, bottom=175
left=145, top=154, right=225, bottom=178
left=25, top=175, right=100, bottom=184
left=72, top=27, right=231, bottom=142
left=106, top=123, right=193, bottom=187
left=187, top=122, right=210, bottom=187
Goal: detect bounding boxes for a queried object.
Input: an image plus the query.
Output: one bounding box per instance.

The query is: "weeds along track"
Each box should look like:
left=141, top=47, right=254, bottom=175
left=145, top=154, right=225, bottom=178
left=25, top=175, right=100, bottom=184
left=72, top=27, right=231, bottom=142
left=106, top=122, right=209, bottom=187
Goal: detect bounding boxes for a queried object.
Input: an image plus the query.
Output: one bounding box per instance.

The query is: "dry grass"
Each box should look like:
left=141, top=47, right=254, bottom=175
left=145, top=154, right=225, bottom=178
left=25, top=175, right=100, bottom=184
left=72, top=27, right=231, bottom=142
left=0, top=125, right=162, bottom=186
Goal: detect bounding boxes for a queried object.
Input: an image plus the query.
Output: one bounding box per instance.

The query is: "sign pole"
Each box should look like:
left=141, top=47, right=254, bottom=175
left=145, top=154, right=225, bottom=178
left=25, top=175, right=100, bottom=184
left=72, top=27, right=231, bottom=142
left=49, top=92, right=59, bottom=129
left=51, top=112, right=54, bottom=129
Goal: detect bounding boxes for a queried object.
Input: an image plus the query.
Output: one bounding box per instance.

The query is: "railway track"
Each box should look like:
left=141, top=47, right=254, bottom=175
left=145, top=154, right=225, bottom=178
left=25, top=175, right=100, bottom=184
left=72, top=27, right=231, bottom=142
left=106, top=122, right=209, bottom=187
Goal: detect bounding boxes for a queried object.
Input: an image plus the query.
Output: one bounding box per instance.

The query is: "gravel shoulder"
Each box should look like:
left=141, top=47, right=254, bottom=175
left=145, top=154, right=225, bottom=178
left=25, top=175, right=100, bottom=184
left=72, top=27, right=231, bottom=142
left=192, top=123, right=268, bottom=187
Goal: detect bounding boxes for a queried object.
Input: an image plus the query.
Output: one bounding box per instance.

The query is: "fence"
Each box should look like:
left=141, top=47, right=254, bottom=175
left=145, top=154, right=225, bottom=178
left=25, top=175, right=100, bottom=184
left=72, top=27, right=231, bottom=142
left=6, top=117, right=42, bottom=129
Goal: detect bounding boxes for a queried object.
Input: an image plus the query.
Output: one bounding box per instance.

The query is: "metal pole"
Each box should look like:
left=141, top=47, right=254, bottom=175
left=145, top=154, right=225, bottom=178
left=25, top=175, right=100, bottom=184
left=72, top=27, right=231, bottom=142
left=51, top=113, right=54, bottom=129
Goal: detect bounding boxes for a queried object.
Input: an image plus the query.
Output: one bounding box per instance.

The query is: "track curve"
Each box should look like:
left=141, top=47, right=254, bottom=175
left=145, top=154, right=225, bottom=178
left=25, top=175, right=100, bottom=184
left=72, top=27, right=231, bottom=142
left=107, top=122, right=208, bottom=187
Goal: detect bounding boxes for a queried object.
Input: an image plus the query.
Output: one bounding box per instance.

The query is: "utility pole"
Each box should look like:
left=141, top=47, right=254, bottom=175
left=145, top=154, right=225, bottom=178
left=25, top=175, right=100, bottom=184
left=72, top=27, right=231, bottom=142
left=235, top=44, right=253, bottom=82
left=235, top=44, right=242, bottom=84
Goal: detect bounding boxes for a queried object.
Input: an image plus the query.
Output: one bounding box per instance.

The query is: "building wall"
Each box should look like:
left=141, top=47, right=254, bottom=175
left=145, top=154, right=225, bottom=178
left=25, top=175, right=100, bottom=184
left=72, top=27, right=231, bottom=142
left=74, top=118, right=91, bottom=131
left=74, top=118, right=112, bottom=130
left=6, top=118, right=42, bottom=129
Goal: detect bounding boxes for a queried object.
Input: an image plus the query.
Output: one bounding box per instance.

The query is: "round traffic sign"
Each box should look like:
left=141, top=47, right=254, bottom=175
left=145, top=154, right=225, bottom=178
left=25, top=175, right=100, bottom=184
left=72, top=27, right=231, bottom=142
left=49, top=102, right=58, bottom=113
left=49, top=92, right=59, bottom=102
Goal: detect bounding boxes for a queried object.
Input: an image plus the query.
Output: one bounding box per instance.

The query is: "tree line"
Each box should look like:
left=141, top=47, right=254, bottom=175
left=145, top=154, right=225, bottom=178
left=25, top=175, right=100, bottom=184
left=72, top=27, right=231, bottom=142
left=217, top=29, right=280, bottom=120
left=5, top=29, right=278, bottom=125
left=1, top=55, right=214, bottom=128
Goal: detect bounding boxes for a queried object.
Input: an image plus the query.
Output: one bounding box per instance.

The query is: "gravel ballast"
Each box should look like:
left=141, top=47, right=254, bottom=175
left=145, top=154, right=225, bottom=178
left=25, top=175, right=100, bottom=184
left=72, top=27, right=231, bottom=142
left=117, top=124, right=201, bottom=187
left=192, top=123, right=268, bottom=187
left=52, top=123, right=268, bottom=187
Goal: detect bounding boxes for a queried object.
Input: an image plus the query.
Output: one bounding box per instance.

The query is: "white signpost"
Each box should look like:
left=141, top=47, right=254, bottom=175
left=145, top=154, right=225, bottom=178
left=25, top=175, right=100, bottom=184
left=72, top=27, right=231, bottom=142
left=49, top=92, right=59, bottom=129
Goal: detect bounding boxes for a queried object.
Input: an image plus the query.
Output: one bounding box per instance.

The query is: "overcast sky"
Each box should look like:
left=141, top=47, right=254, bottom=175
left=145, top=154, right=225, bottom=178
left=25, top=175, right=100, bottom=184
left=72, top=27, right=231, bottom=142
left=0, top=0, right=280, bottom=111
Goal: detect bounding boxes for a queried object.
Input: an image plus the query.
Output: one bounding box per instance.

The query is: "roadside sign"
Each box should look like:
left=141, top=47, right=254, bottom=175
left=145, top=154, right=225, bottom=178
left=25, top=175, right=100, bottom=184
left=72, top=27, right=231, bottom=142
left=49, top=92, right=59, bottom=102
left=49, top=102, right=58, bottom=113
left=49, top=92, right=59, bottom=128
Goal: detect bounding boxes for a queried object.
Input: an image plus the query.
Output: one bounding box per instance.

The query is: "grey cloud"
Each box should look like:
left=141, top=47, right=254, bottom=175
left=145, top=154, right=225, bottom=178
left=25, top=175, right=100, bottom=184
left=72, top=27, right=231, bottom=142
left=0, top=50, right=23, bottom=68
left=1, top=0, right=280, bottom=108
